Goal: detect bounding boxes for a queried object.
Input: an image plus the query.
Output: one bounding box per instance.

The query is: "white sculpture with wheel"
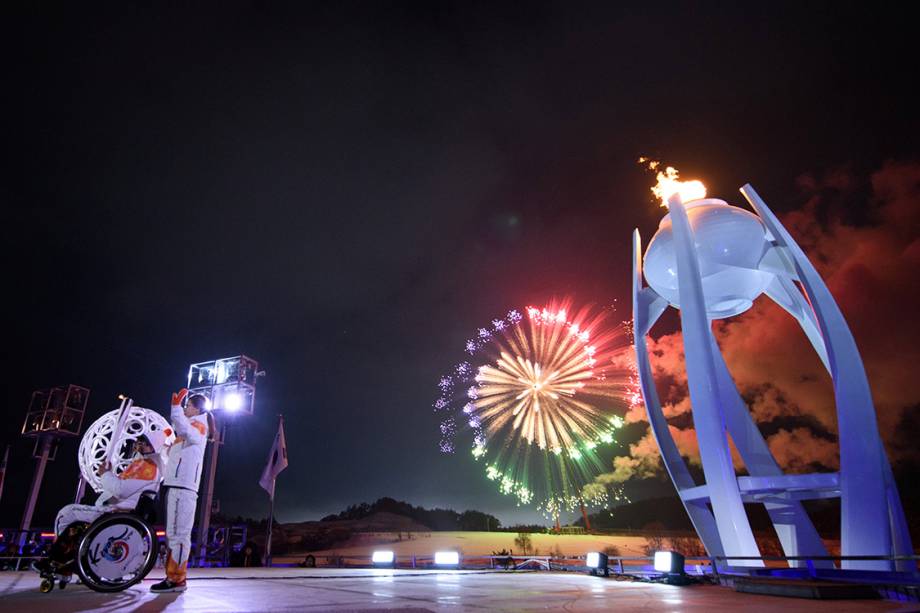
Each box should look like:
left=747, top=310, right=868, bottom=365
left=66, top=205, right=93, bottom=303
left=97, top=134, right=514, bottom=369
left=78, top=401, right=173, bottom=492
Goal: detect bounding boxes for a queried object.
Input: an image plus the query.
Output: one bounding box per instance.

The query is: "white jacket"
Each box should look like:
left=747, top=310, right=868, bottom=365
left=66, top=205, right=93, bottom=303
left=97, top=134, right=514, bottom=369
left=96, top=456, right=161, bottom=510
left=162, top=409, right=209, bottom=491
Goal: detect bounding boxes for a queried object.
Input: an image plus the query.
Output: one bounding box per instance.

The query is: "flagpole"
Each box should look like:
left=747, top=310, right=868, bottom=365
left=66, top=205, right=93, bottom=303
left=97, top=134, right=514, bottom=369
left=264, top=414, right=283, bottom=567
left=0, top=444, right=10, bottom=505
left=265, top=479, right=276, bottom=566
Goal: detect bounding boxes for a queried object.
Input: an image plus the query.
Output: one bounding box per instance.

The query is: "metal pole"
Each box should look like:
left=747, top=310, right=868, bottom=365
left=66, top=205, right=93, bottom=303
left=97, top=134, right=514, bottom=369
left=196, top=419, right=224, bottom=563
left=74, top=474, right=87, bottom=504
left=21, top=436, right=53, bottom=531
left=264, top=413, right=283, bottom=567
left=0, top=444, right=10, bottom=505
left=264, top=483, right=275, bottom=566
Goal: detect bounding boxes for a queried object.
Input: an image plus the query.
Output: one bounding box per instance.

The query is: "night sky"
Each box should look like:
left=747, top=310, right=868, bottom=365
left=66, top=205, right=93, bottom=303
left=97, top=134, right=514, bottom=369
left=3, top=3, right=917, bottom=528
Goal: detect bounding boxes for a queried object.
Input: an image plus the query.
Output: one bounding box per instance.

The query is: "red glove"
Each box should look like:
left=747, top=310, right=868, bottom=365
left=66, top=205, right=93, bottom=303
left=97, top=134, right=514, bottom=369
left=171, top=388, right=189, bottom=409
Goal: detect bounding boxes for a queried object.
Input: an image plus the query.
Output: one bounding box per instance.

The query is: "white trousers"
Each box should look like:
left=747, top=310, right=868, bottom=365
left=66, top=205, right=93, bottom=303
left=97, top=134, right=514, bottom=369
left=55, top=504, right=108, bottom=535
left=165, top=487, right=198, bottom=566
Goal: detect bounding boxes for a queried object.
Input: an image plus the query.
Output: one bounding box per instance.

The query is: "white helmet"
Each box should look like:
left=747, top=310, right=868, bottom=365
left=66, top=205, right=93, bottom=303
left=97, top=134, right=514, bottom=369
left=140, top=424, right=169, bottom=453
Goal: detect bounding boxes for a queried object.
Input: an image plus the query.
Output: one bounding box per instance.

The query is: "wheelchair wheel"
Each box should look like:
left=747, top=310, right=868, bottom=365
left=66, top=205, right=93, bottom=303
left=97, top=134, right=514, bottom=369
left=75, top=514, right=157, bottom=593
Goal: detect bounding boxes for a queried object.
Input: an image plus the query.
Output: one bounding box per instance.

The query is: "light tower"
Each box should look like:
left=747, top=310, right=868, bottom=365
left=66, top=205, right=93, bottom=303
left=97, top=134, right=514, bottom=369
left=632, top=185, right=912, bottom=572
left=186, top=355, right=260, bottom=562
left=20, top=385, right=89, bottom=534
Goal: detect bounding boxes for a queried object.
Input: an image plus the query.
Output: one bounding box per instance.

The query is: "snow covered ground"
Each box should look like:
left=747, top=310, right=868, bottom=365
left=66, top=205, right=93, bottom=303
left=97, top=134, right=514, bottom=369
left=276, top=530, right=655, bottom=563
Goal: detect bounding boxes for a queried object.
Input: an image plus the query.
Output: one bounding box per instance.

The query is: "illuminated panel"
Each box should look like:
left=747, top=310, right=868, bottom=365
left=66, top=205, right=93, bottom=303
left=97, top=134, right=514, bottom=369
left=372, top=551, right=395, bottom=564
left=654, top=551, right=681, bottom=573
left=434, top=551, right=459, bottom=565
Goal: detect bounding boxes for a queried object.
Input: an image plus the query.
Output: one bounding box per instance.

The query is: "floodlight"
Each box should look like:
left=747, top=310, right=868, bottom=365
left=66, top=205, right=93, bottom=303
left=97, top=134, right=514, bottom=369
left=372, top=550, right=395, bottom=565
left=586, top=551, right=609, bottom=576
left=187, top=355, right=259, bottom=416
left=654, top=551, right=685, bottom=574
left=222, top=392, right=243, bottom=412
left=434, top=551, right=459, bottom=566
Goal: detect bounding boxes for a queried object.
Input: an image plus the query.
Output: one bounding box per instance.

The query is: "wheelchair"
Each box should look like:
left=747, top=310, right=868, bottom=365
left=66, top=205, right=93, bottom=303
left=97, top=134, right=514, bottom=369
left=38, top=490, right=160, bottom=593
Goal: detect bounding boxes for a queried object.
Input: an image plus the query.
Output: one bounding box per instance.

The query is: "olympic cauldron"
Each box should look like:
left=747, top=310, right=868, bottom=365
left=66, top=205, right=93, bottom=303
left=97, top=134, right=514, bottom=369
left=632, top=184, right=913, bottom=572
left=643, top=198, right=774, bottom=319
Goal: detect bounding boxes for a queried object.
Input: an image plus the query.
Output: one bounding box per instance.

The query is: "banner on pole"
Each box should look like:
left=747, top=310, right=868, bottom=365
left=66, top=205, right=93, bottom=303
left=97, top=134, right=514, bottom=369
left=259, top=418, right=288, bottom=499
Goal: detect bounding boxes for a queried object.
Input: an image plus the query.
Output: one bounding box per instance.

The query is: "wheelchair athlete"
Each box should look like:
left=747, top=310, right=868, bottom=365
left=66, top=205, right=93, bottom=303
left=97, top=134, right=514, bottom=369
left=34, top=431, right=166, bottom=579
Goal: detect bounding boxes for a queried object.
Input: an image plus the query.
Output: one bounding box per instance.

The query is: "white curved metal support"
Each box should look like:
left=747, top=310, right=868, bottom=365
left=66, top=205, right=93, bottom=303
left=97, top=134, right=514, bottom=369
left=667, top=198, right=762, bottom=565
left=632, top=229, right=725, bottom=557
left=763, top=276, right=831, bottom=372
left=741, top=184, right=907, bottom=571
left=708, top=333, right=832, bottom=567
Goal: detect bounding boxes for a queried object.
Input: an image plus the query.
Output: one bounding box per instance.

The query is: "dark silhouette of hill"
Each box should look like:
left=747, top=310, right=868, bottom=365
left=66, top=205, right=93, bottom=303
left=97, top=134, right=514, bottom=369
left=321, top=497, right=500, bottom=531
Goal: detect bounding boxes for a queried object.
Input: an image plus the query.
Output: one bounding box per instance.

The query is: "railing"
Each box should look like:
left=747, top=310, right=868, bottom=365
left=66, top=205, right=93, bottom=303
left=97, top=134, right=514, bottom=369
left=0, top=528, right=53, bottom=571
left=588, top=554, right=920, bottom=585
left=486, top=555, right=553, bottom=570
left=0, top=555, right=47, bottom=571
left=281, top=553, right=556, bottom=570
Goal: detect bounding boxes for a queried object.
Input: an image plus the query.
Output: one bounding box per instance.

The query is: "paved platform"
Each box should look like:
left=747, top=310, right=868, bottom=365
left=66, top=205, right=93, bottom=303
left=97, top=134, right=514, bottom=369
left=0, top=567, right=908, bottom=612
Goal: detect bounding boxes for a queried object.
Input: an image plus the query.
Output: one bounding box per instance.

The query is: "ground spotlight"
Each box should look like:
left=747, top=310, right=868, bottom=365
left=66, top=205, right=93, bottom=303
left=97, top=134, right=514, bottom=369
left=434, top=551, right=460, bottom=567
left=372, top=550, right=395, bottom=566
left=585, top=551, right=609, bottom=577
left=654, top=551, right=690, bottom=584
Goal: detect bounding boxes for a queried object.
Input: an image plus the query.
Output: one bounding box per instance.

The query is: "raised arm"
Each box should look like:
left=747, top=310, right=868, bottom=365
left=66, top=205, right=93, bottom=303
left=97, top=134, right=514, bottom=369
left=170, top=388, right=207, bottom=445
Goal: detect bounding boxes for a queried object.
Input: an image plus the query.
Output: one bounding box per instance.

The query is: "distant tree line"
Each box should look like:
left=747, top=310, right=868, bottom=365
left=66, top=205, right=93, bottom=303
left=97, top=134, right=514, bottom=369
left=321, top=497, right=501, bottom=531
left=501, top=524, right=548, bottom=533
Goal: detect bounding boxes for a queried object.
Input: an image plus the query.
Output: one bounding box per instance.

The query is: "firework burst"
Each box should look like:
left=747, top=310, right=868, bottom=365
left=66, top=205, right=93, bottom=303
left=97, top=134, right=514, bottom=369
left=435, top=300, right=639, bottom=519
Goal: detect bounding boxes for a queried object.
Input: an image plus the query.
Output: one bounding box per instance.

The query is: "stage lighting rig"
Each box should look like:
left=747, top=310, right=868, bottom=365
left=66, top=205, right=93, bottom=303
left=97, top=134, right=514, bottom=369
left=20, top=385, right=89, bottom=534
left=187, top=355, right=260, bottom=415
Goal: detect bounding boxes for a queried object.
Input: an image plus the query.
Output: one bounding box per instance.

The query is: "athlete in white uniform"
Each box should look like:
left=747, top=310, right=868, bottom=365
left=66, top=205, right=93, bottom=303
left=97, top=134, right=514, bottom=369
left=35, top=433, right=165, bottom=577
left=151, top=388, right=210, bottom=593
left=55, top=436, right=164, bottom=534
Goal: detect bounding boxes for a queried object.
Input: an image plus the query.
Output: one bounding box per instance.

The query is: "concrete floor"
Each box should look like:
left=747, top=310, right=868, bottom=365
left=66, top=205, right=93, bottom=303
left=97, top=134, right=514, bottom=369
left=0, top=567, right=910, bottom=612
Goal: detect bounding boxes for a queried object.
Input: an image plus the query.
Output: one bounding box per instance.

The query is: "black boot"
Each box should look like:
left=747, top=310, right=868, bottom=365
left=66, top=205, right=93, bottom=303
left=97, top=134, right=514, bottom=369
left=150, top=578, right=187, bottom=593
